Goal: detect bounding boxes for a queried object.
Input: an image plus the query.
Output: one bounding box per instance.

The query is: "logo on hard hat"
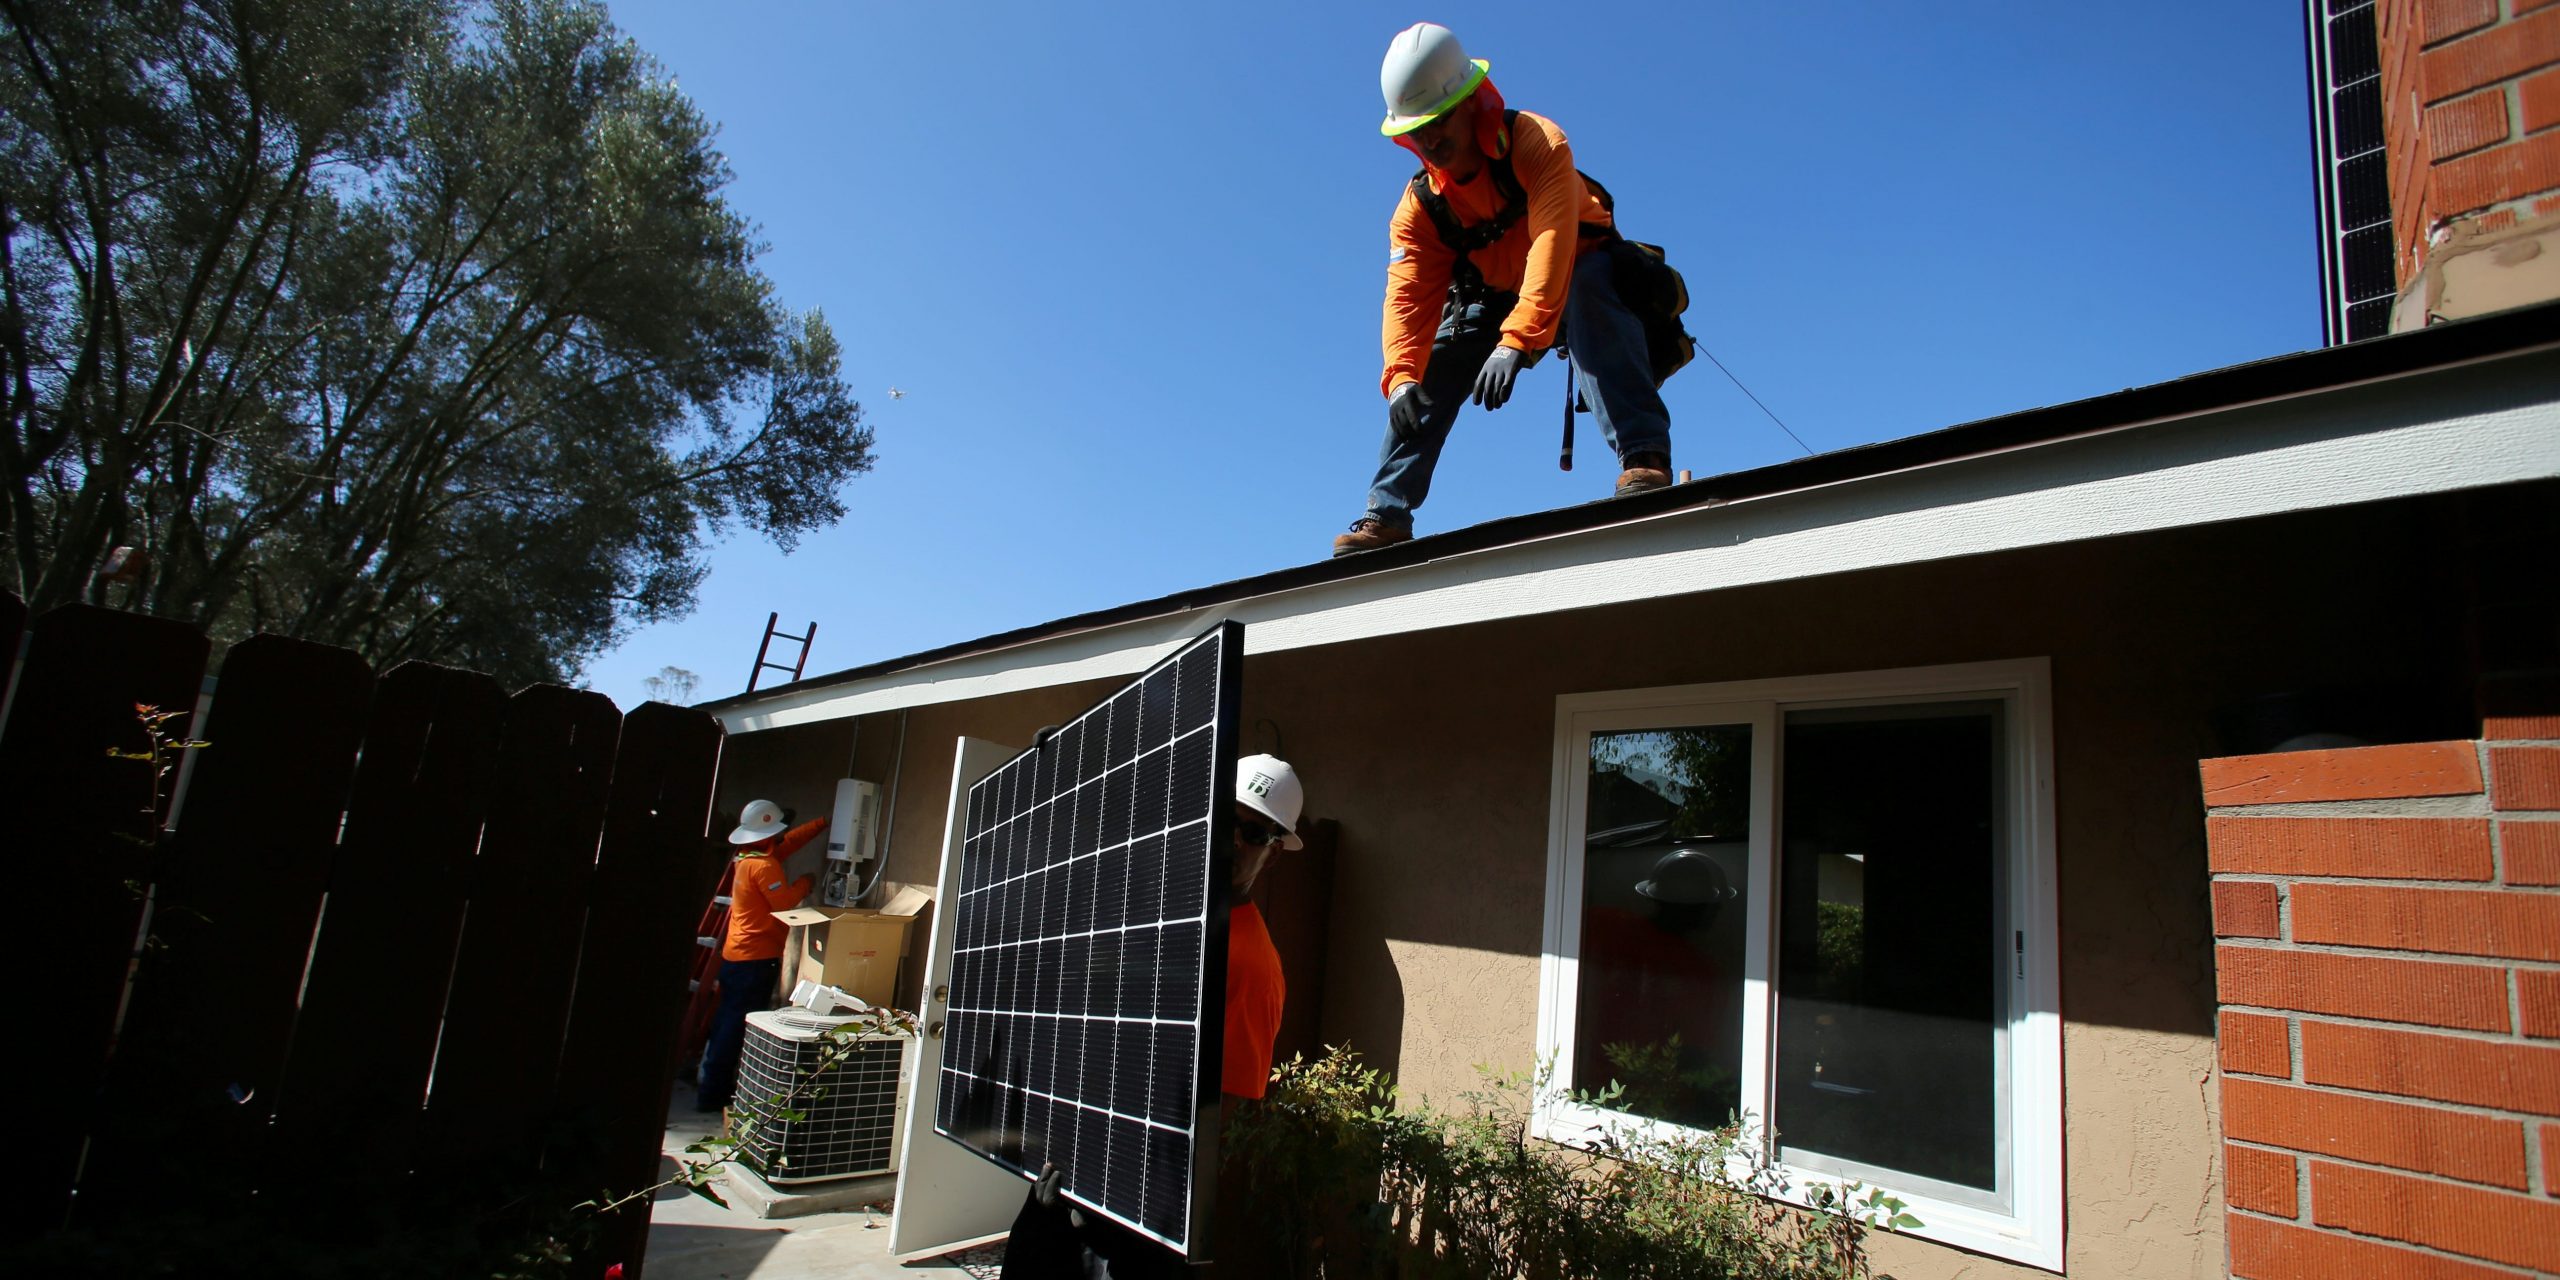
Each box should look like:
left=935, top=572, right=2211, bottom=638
left=1245, top=772, right=1274, bottom=797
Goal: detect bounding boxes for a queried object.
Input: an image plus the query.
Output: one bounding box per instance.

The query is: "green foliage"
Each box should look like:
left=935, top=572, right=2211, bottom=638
left=1600, top=1033, right=1737, bottom=1131
left=105, top=700, right=207, bottom=852
left=0, top=0, right=875, bottom=685
left=1811, top=900, right=1865, bottom=996
left=1226, top=1046, right=1912, bottom=1280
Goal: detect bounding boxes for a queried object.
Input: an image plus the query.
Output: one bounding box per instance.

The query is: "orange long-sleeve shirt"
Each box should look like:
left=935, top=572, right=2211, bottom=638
left=1221, top=902, right=1285, bottom=1100
left=721, top=818, right=825, bottom=961
left=1381, top=106, right=1613, bottom=398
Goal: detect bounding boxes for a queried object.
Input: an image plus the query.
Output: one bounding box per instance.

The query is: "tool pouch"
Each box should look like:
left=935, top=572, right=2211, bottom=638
left=1607, top=237, right=1696, bottom=387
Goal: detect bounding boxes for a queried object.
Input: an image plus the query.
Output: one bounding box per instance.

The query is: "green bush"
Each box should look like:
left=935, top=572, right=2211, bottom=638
left=1226, top=1047, right=1911, bottom=1280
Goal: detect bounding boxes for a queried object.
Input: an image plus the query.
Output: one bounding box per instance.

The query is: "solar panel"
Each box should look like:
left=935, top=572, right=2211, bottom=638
left=2307, top=0, right=2396, bottom=344
left=935, top=621, right=1240, bottom=1257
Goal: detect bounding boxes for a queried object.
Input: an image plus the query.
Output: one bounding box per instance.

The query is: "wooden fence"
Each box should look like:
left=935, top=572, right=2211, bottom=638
left=0, top=596, right=725, bottom=1279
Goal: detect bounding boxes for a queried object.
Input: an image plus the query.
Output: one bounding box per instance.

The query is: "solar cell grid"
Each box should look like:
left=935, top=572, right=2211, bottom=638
left=934, top=623, right=1240, bottom=1257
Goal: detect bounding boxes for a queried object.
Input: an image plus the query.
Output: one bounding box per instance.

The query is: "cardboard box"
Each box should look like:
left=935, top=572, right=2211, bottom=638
left=776, top=884, right=931, bottom=1010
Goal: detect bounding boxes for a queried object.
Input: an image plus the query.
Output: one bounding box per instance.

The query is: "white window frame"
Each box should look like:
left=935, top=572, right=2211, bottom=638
left=1533, top=658, right=2063, bottom=1272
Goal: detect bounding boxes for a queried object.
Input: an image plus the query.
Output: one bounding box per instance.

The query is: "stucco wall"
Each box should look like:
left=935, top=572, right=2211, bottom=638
left=1240, top=495, right=2473, bottom=1278
left=713, top=489, right=2489, bottom=1277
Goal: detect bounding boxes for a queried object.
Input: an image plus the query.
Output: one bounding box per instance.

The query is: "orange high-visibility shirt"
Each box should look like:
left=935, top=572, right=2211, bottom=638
left=721, top=818, right=824, bottom=961
left=1380, top=108, right=1613, bottom=398
left=1222, top=902, right=1286, bottom=1099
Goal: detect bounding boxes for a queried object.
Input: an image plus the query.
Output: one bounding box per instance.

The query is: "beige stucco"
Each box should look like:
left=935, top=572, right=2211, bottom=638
left=713, top=486, right=2509, bottom=1276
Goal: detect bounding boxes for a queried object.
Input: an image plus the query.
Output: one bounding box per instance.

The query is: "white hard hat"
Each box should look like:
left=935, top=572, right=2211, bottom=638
left=730, top=798, right=787, bottom=846
left=1379, top=23, right=1489, bottom=138
left=1636, top=850, right=1739, bottom=906
left=1235, top=754, right=1305, bottom=851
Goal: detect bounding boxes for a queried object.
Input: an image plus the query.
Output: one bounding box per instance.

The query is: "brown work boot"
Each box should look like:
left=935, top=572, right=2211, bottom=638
left=1331, top=517, right=1413, bottom=557
left=1616, top=452, right=1672, bottom=495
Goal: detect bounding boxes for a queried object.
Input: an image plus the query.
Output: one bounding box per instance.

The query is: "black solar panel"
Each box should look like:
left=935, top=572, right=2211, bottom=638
left=936, top=621, right=1240, bottom=1257
left=2307, top=0, right=2397, bottom=345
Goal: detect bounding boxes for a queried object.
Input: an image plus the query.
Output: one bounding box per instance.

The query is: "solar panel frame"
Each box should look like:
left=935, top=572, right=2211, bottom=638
left=933, top=621, right=1240, bottom=1259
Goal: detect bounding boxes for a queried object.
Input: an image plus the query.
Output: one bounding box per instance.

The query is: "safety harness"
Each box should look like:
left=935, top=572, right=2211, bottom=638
left=1405, top=110, right=1694, bottom=390
left=1406, top=110, right=1616, bottom=306
left=1406, top=110, right=1698, bottom=470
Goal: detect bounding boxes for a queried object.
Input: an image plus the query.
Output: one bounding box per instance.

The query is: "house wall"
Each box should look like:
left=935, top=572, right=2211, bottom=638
left=1241, top=494, right=2486, bottom=1278
left=2377, top=0, right=2560, bottom=328
left=711, top=484, right=2535, bottom=1275
left=2204, top=730, right=2560, bottom=1279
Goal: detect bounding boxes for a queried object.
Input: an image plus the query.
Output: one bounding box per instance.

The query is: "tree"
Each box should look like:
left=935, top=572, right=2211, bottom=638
left=0, top=0, right=873, bottom=686
left=641, top=663, right=696, bottom=704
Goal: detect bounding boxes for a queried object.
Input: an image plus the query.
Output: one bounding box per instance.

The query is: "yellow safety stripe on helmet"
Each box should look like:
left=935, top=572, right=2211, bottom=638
left=1380, top=58, right=1491, bottom=137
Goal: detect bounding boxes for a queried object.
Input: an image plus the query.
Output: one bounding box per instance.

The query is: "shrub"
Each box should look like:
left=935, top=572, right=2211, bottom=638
left=1225, top=1046, right=1910, bottom=1280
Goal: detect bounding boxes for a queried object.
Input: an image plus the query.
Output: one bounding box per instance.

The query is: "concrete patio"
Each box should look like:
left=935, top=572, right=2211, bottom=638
left=641, top=1094, right=996, bottom=1280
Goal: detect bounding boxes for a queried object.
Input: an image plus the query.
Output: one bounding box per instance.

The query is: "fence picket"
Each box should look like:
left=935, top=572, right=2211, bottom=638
left=266, top=661, right=506, bottom=1198
left=0, top=590, right=25, bottom=681
left=1, top=605, right=732, bottom=1278
left=416, top=684, right=622, bottom=1177
left=0, top=604, right=209, bottom=1234
left=71, top=635, right=376, bottom=1221
left=553, top=701, right=724, bottom=1279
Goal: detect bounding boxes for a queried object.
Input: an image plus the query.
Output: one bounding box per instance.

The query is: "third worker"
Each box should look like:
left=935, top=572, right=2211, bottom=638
left=1335, top=21, right=1679, bottom=557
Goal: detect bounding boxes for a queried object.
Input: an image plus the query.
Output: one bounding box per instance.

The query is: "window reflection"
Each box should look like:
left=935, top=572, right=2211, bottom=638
left=1775, top=701, right=2004, bottom=1196
left=1574, top=725, right=1749, bottom=1130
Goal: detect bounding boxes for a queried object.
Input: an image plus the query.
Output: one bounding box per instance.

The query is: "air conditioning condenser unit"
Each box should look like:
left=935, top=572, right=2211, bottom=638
left=734, top=1008, right=915, bottom=1184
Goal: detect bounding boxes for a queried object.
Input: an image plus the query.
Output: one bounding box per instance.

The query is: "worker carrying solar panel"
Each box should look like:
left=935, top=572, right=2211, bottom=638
left=998, top=753, right=1306, bottom=1279
left=1335, top=22, right=1694, bottom=558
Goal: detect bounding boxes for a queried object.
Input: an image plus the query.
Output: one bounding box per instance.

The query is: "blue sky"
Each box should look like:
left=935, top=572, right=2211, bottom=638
left=583, top=1, right=2321, bottom=708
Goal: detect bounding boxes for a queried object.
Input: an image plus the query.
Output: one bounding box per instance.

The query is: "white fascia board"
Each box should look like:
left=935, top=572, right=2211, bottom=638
left=717, top=357, right=2560, bottom=735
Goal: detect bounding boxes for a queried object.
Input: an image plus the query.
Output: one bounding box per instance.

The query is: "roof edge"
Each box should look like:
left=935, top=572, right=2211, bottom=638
left=703, top=301, right=2560, bottom=714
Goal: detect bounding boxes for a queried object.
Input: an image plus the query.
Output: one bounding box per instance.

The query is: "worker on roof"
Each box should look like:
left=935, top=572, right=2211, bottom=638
left=1334, top=22, right=1676, bottom=557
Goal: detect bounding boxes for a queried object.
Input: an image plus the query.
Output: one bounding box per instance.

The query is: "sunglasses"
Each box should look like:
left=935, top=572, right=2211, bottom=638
left=1233, top=817, right=1291, bottom=848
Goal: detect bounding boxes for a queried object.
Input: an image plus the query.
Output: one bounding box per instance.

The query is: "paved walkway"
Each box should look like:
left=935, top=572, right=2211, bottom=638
left=641, top=1100, right=992, bottom=1280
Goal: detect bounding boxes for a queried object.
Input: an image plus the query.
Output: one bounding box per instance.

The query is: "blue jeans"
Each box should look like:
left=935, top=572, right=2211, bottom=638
left=1363, top=245, right=1673, bottom=529
left=697, top=956, right=780, bottom=1111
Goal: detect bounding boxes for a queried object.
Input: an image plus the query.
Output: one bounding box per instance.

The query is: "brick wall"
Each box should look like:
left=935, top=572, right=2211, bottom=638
left=2376, top=0, right=2560, bottom=286
left=2205, top=733, right=2560, bottom=1278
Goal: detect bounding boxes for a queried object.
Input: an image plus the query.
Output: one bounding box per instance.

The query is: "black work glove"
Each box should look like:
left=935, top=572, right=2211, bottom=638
left=1472, top=345, right=1524, bottom=410
left=1033, top=1162, right=1085, bottom=1228
left=1387, top=381, right=1429, bottom=444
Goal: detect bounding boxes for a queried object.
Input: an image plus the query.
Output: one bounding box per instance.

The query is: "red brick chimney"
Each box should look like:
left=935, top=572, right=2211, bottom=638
left=2375, top=0, right=2560, bottom=328
left=2204, top=734, right=2560, bottom=1278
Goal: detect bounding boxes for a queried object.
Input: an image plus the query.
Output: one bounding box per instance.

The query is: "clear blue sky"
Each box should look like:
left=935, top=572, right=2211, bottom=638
left=583, top=1, right=2320, bottom=709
